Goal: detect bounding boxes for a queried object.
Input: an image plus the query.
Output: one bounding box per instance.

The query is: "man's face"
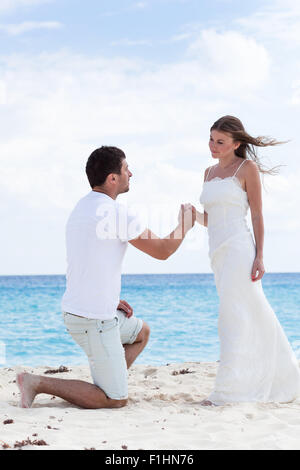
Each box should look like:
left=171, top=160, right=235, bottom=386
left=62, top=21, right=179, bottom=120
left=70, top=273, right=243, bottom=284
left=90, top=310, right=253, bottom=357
left=117, top=158, right=132, bottom=194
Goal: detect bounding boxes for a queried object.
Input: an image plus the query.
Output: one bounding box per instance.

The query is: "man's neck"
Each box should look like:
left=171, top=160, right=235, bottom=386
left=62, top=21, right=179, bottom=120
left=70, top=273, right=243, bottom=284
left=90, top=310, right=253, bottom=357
left=92, top=187, right=117, bottom=200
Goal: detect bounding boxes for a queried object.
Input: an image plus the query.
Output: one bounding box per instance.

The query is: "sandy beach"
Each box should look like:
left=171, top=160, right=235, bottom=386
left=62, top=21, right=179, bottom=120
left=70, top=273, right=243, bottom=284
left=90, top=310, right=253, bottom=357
left=1, top=361, right=300, bottom=451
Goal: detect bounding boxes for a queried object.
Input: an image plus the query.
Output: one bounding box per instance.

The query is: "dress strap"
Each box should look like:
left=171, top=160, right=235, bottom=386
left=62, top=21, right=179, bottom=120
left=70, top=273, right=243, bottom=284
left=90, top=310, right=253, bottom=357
left=233, top=159, right=247, bottom=178
left=205, top=166, right=213, bottom=182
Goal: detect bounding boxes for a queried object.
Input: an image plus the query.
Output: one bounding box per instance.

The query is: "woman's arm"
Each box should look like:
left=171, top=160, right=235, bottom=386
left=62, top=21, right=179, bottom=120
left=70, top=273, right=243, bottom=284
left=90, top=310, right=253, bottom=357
left=245, top=160, right=265, bottom=281
left=195, top=167, right=210, bottom=227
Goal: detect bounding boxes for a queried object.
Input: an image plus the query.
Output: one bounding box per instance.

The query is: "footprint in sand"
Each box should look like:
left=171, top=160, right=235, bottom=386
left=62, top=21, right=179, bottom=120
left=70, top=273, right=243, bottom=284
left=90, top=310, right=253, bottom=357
left=144, top=368, right=158, bottom=378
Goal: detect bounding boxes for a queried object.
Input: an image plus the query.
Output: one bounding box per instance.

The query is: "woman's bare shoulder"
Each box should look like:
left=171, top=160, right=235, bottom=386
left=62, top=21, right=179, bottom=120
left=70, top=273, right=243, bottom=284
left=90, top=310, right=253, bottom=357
left=204, top=164, right=217, bottom=178
left=244, top=159, right=260, bottom=177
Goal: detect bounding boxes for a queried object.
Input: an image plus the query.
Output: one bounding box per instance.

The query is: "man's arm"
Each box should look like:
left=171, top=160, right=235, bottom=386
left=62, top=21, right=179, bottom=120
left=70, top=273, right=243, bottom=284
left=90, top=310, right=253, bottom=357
left=129, top=204, right=195, bottom=260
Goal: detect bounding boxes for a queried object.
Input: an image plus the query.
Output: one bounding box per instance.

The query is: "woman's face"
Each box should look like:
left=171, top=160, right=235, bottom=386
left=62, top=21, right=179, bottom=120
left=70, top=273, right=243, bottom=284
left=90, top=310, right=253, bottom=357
left=209, top=129, right=240, bottom=160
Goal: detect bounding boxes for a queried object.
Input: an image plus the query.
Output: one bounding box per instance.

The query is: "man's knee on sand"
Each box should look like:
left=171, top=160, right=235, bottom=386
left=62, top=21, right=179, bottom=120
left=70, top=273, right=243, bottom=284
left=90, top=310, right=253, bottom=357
left=108, top=398, right=128, bottom=409
left=89, top=322, right=150, bottom=409
left=91, top=393, right=128, bottom=409
left=136, top=322, right=150, bottom=344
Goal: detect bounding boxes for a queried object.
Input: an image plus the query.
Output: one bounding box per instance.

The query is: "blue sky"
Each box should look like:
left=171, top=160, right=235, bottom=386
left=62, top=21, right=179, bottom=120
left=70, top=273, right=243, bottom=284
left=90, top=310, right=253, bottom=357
left=1, top=0, right=300, bottom=275
left=0, top=1, right=266, bottom=58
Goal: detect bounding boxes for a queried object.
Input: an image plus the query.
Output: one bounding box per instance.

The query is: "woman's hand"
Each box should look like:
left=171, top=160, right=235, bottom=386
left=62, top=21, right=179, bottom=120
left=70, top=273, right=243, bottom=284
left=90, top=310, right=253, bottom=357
left=117, top=300, right=133, bottom=318
left=178, top=204, right=196, bottom=231
left=251, top=256, right=265, bottom=282
left=195, top=210, right=207, bottom=227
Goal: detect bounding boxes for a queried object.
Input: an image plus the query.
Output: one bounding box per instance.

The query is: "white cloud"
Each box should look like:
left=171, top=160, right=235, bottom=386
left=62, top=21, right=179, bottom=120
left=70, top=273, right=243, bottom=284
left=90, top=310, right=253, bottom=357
left=0, top=51, right=214, bottom=211
left=133, top=1, right=148, bottom=8
left=0, top=16, right=299, bottom=273
left=290, top=79, right=300, bottom=106
left=0, top=44, right=288, bottom=211
left=0, top=21, right=62, bottom=35
left=234, top=0, right=300, bottom=111
left=101, top=1, right=149, bottom=18
left=236, top=0, right=300, bottom=45
left=263, top=171, right=300, bottom=232
left=171, top=32, right=193, bottom=42
left=111, top=38, right=152, bottom=47
left=0, top=0, right=52, bottom=13
left=188, top=29, right=271, bottom=91
left=0, top=80, right=6, bottom=104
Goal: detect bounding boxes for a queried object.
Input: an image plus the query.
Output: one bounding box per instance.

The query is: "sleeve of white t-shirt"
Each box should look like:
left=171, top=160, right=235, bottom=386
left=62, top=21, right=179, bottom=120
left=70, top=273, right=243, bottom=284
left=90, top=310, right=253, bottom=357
left=116, top=203, right=147, bottom=242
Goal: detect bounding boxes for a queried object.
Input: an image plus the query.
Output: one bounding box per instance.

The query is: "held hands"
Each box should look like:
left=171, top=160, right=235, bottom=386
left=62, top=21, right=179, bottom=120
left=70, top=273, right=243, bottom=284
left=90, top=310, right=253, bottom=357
left=178, top=203, right=196, bottom=233
left=251, top=256, right=265, bottom=282
left=117, top=299, right=133, bottom=318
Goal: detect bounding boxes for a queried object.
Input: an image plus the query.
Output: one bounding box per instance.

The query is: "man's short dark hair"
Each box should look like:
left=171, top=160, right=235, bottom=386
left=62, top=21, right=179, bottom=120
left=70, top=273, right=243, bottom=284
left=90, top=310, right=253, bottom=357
left=86, top=146, right=126, bottom=188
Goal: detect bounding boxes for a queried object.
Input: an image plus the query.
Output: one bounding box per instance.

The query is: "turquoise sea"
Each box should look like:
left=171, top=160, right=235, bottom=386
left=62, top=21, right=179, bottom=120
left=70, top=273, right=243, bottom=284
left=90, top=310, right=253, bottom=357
left=0, top=273, right=299, bottom=367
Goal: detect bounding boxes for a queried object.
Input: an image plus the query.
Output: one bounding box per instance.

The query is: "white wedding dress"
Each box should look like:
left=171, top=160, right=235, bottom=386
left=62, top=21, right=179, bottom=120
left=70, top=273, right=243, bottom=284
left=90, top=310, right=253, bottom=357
left=200, top=159, right=300, bottom=405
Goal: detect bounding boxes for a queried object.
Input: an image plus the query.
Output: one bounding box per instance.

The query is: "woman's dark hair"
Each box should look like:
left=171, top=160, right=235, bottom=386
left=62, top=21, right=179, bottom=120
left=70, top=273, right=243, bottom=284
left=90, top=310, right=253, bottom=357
left=86, top=146, right=126, bottom=188
left=211, top=115, right=285, bottom=175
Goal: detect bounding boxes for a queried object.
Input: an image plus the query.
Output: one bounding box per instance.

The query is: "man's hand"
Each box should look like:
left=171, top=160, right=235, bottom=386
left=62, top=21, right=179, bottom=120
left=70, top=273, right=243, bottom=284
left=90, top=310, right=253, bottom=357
left=178, top=203, right=196, bottom=233
left=117, top=299, right=133, bottom=318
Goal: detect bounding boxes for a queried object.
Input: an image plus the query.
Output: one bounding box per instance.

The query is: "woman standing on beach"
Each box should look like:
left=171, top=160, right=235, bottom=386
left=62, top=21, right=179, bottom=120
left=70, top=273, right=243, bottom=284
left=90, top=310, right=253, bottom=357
left=196, top=115, right=300, bottom=406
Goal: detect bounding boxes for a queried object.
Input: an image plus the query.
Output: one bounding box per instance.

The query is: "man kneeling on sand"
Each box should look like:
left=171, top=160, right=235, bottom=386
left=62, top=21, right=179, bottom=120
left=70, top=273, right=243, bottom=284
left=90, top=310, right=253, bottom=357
left=17, top=146, right=195, bottom=409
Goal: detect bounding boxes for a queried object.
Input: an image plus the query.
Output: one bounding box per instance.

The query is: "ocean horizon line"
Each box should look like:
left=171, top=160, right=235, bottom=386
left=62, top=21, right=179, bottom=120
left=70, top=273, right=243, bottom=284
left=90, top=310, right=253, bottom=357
left=0, top=272, right=299, bottom=277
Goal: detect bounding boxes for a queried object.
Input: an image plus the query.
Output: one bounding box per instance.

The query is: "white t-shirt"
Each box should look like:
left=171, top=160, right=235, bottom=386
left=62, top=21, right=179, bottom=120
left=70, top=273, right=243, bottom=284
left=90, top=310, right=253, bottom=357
left=61, top=191, right=146, bottom=319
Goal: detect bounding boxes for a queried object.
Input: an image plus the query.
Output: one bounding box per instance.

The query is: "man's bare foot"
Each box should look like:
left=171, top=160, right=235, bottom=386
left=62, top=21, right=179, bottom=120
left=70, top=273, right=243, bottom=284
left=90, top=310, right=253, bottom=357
left=16, top=373, right=40, bottom=408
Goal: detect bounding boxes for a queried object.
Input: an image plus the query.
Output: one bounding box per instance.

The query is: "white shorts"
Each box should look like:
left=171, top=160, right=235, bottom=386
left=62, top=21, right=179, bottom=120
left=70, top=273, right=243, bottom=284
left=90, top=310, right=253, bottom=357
left=63, top=310, right=143, bottom=400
